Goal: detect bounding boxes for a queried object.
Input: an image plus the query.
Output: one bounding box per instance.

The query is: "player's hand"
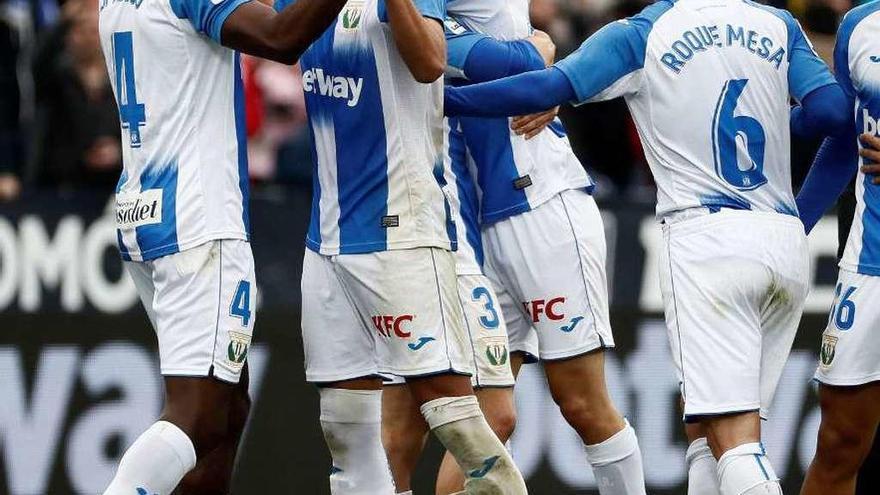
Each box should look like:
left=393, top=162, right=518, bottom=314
left=527, top=29, right=556, bottom=66
left=859, top=133, right=880, bottom=184
left=511, top=107, right=558, bottom=140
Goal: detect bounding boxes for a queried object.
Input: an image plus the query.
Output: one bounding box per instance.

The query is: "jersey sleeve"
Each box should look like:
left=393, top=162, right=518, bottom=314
left=412, top=0, right=445, bottom=22
left=274, top=0, right=293, bottom=12
left=445, top=17, right=489, bottom=78
left=783, top=12, right=836, bottom=101
left=445, top=17, right=544, bottom=83
left=553, top=2, right=665, bottom=105
left=170, top=0, right=251, bottom=42
left=833, top=10, right=859, bottom=102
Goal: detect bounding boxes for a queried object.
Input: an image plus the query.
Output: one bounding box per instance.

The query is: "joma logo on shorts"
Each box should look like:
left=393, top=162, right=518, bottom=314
left=372, top=315, right=414, bottom=338
left=523, top=297, right=566, bottom=323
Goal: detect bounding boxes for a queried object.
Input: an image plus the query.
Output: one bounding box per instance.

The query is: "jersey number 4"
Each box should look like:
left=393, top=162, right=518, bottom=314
left=712, top=79, right=767, bottom=190
left=112, top=31, right=147, bottom=148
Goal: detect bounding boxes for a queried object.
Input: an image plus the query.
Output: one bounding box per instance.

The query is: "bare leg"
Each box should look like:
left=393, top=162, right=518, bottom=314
left=176, top=367, right=251, bottom=495
left=801, top=382, right=880, bottom=495
left=381, top=384, right=429, bottom=493
left=544, top=351, right=625, bottom=445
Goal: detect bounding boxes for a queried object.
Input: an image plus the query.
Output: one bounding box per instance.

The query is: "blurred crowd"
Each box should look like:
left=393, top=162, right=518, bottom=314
left=0, top=0, right=859, bottom=204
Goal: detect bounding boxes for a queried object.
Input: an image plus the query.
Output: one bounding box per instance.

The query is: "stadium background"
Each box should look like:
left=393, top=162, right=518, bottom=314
left=1, top=0, right=878, bottom=493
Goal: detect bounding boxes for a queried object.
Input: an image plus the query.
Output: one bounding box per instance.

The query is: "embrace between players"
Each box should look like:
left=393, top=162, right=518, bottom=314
left=95, top=0, right=880, bottom=493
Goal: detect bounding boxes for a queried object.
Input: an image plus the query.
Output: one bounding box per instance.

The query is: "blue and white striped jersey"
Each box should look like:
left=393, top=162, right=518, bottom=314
left=837, top=1, right=880, bottom=276
left=275, top=0, right=455, bottom=255
left=554, top=0, right=835, bottom=218
left=442, top=117, right=483, bottom=274
left=445, top=0, right=593, bottom=225
left=99, top=0, right=251, bottom=262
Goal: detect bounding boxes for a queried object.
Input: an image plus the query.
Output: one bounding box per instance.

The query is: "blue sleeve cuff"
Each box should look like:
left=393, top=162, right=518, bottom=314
left=207, top=0, right=251, bottom=43
left=412, top=0, right=444, bottom=22
left=447, top=32, right=488, bottom=75
left=553, top=58, right=589, bottom=105
left=790, top=62, right=837, bottom=102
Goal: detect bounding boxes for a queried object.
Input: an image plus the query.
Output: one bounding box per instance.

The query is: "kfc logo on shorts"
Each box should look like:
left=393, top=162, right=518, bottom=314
left=523, top=297, right=566, bottom=323
left=372, top=315, right=414, bottom=338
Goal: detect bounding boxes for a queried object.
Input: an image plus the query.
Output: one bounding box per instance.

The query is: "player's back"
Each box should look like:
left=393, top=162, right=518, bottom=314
left=446, top=0, right=592, bottom=225
left=98, top=0, right=249, bottom=261
left=282, top=0, right=451, bottom=256
left=836, top=1, right=880, bottom=275
left=620, top=0, right=818, bottom=217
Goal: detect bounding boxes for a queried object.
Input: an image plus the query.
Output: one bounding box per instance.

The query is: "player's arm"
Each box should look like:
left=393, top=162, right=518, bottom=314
left=784, top=12, right=849, bottom=138
left=387, top=0, right=446, bottom=83
left=794, top=15, right=859, bottom=234
left=790, top=84, right=849, bottom=138
left=220, top=0, right=347, bottom=64
left=447, top=30, right=552, bottom=83
left=445, top=16, right=650, bottom=118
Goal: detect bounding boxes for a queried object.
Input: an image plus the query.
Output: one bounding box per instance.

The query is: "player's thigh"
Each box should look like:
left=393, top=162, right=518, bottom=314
left=148, top=239, right=257, bottom=384
left=758, top=223, right=809, bottom=418
left=660, top=212, right=770, bottom=419
left=543, top=350, right=613, bottom=405
left=125, top=260, right=159, bottom=329
left=816, top=269, right=880, bottom=388
left=483, top=257, right=539, bottom=363
left=482, top=189, right=612, bottom=361
left=334, top=247, right=472, bottom=379
left=457, top=274, right=515, bottom=388
left=301, top=249, right=377, bottom=383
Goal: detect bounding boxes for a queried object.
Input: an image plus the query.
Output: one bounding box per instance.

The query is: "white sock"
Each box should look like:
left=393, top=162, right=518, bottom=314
left=103, top=421, right=196, bottom=495
left=396, top=492, right=413, bottom=495
left=686, top=437, right=721, bottom=495
left=584, top=419, right=647, bottom=495
left=421, top=395, right=527, bottom=494
left=717, top=442, right=782, bottom=495
left=320, top=388, right=395, bottom=495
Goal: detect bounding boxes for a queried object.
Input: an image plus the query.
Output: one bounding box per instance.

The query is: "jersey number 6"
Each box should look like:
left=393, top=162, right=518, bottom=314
left=712, top=79, right=768, bottom=191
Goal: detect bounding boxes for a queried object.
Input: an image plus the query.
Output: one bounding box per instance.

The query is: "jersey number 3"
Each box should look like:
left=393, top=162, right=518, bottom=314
left=112, top=31, right=147, bottom=148
left=712, top=79, right=767, bottom=190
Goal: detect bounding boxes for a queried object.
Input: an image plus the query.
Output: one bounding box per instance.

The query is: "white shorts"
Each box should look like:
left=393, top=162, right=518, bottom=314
left=301, top=247, right=472, bottom=383
left=482, top=188, right=613, bottom=361
left=385, top=274, right=516, bottom=388
left=815, top=268, right=880, bottom=386
left=125, top=239, right=257, bottom=384
left=659, top=209, right=809, bottom=420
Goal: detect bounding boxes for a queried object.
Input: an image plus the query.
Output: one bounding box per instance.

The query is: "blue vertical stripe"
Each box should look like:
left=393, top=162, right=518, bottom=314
left=136, top=162, right=179, bottom=258
left=459, top=117, right=529, bottom=224
left=117, top=231, right=132, bottom=261
left=328, top=31, right=389, bottom=253
left=448, top=121, right=483, bottom=266
left=299, top=24, right=337, bottom=252
left=233, top=52, right=251, bottom=238
left=115, top=170, right=132, bottom=260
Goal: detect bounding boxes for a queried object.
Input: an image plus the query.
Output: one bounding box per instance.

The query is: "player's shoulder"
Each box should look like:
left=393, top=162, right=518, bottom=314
left=838, top=1, right=880, bottom=44
left=741, top=0, right=801, bottom=33
left=626, top=0, right=676, bottom=30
